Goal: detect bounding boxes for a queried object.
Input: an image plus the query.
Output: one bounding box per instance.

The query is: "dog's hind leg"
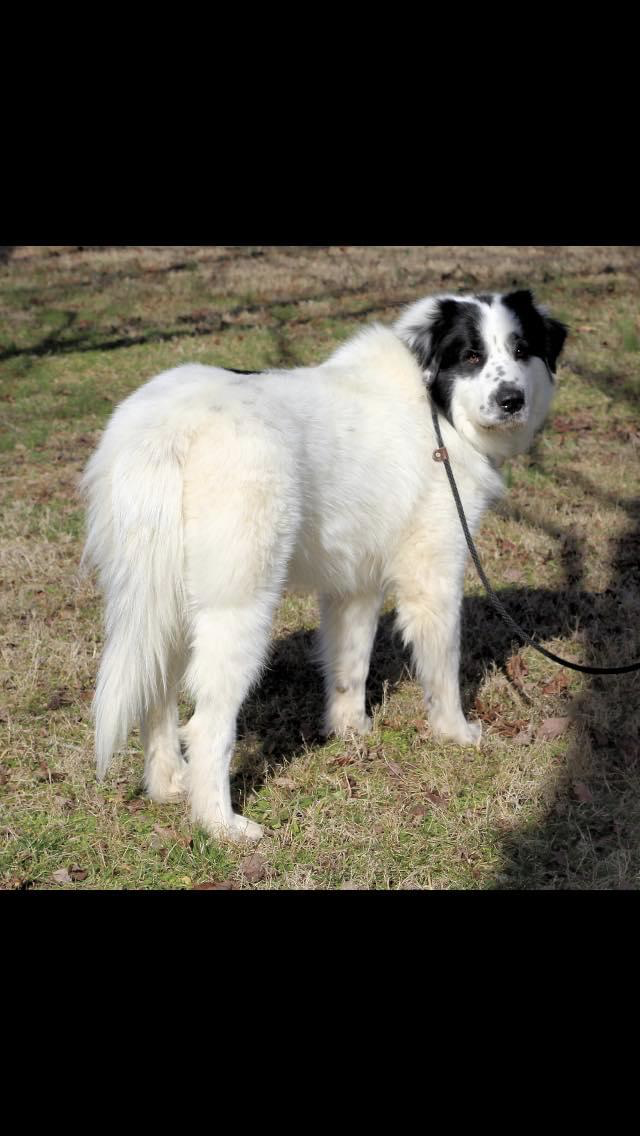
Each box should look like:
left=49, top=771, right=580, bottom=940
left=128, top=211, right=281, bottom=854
left=141, top=646, right=187, bottom=803
left=180, top=421, right=298, bottom=840
left=182, top=596, right=280, bottom=842
left=318, top=591, right=383, bottom=737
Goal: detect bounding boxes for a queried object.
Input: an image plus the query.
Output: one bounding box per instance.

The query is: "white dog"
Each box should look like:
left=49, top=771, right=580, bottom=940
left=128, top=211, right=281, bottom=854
left=81, top=289, right=567, bottom=841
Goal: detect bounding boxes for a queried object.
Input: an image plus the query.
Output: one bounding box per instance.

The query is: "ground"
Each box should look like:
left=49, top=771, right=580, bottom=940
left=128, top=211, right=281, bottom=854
left=1, top=244, right=639, bottom=890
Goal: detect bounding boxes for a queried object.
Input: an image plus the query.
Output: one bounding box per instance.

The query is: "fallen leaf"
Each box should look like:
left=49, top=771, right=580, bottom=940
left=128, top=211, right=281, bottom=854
left=513, top=724, right=534, bottom=745
left=51, top=868, right=72, bottom=884
left=542, top=671, right=571, bottom=695
left=0, top=766, right=10, bottom=786
left=47, top=690, right=71, bottom=710
left=35, top=761, right=66, bottom=783
left=272, top=776, right=297, bottom=789
left=537, top=716, right=570, bottom=741
left=385, top=761, right=404, bottom=777
left=573, top=781, right=594, bottom=804
left=475, top=698, right=528, bottom=738
left=124, top=799, right=145, bottom=813
left=496, top=717, right=529, bottom=738
left=69, top=865, right=88, bottom=882
left=53, top=795, right=75, bottom=810
left=409, top=804, right=428, bottom=825
left=506, top=654, right=529, bottom=687
left=238, top=853, right=269, bottom=883
left=328, top=755, right=356, bottom=767
left=424, top=789, right=448, bottom=807
left=552, top=414, right=594, bottom=434
left=497, top=538, right=519, bottom=555
left=474, top=698, right=499, bottom=725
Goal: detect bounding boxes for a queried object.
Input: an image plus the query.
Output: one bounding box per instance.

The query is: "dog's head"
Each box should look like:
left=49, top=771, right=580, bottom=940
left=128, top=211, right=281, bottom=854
left=394, top=290, right=567, bottom=459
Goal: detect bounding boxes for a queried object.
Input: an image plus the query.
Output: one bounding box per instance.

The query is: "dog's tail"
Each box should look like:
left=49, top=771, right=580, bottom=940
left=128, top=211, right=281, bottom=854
left=80, top=397, right=192, bottom=778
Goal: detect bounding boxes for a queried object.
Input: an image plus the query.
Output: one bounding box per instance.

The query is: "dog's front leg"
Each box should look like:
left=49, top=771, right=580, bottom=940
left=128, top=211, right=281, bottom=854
left=318, top=591, right=383, bottom=737
left=392, top=558, right=481, bottom=748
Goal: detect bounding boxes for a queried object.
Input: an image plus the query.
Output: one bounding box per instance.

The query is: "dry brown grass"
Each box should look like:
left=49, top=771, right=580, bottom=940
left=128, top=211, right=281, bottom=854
left=1, top=245, right=639, bottom=890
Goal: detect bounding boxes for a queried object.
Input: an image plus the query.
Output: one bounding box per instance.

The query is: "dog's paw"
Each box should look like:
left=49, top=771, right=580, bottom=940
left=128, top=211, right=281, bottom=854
left=144, top=763, right=187, bottom=802
left=323, top=703, right=372, bottom=738
left=430, top=716, right=482, bottom=748
left=196, top=813, right=264, bottom=844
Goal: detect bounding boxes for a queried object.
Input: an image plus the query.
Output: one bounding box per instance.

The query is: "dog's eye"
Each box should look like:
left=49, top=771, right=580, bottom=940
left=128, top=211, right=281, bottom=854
left=514, top=341, right=529, bottom=359
left=464, top=351, right=482, bottom=365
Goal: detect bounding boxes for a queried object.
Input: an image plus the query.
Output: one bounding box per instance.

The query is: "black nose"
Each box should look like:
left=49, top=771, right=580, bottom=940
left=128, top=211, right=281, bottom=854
left=496, top=384, right=525, bottom=415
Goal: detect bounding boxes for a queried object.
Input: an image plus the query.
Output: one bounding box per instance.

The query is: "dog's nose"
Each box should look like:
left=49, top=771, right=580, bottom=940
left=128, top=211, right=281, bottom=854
left=496, top=384, right=525, bottom=415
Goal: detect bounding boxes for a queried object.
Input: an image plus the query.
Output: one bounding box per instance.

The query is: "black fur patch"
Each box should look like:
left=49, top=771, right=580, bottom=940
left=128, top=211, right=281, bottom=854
left=408, top=299, right=486, bottom=423
left=501, top=290, right=568, bottom=372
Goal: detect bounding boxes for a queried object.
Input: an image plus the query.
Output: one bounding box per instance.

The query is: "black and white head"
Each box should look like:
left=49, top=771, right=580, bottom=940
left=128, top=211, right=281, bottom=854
left=394, top=290, right=568, bottom=459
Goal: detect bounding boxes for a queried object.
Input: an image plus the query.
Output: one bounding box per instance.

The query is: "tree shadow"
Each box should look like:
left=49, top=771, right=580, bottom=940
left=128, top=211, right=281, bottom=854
left=230, top=562, right=640, bottom=881
left=490, top=477, right=640, bottom=889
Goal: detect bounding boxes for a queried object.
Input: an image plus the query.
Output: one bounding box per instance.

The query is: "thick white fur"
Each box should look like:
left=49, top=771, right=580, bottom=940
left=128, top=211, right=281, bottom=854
left=81, top=294, right=555, bottom=842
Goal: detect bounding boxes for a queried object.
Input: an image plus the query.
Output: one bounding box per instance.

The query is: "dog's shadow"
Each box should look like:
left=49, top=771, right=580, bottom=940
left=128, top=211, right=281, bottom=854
left=229, top=585, right=614, bottom=807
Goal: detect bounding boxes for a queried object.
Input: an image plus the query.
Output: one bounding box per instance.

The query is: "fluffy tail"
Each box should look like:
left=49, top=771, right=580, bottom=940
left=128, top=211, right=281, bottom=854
left=80, top=410, right=190, bottom=777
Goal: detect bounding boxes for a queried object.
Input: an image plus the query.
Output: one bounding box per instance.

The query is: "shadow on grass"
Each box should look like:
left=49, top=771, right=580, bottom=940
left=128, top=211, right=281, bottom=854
left=0, top=299, right=394, bottom=366
left=231, top=557, right=640, bottom=891
left=489, top=486, right=640, bottom=890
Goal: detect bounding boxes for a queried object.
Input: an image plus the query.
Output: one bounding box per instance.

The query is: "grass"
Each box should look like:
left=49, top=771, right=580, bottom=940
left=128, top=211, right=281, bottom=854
left=1, top=244, right=639, bottom=890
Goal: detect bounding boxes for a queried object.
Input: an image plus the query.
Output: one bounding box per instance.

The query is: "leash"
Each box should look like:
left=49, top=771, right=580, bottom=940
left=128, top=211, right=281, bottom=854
left=430, top=401, right=640, bottom=676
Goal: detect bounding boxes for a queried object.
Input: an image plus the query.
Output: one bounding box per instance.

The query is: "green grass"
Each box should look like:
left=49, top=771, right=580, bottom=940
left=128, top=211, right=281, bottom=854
left=1, top=244, right=640, bottom=890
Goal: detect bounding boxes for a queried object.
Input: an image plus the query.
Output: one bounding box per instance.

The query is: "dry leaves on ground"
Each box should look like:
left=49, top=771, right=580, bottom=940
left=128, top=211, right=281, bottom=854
left=537, top=717, right=571, bottom=741
left=541, top=671, right=571, bottom=695
left=238, top=853, right=269, bottom=883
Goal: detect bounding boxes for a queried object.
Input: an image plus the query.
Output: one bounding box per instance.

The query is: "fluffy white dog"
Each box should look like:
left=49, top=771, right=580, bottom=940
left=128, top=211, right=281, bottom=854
left=81, top=289, right=567, bottom=841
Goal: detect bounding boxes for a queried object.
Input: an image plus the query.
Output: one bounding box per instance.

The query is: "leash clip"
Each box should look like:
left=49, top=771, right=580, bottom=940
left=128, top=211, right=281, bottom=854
left=433, top=446, right=448, bottom=463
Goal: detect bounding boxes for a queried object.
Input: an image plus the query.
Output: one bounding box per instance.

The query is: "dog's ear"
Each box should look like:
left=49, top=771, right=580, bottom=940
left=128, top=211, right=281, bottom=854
left=503, top=289, right=568, bottom=373
left=394, top=297, right=456, bottom=381
left=542, top=315, right=568, bottom=372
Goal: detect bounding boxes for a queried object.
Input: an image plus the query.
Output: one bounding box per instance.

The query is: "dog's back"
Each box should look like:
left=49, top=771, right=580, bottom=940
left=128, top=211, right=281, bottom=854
left=80, top=328, right=428, bottom=779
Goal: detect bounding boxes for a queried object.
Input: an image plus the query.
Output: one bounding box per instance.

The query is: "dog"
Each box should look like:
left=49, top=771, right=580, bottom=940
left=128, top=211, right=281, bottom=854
left=81, top=289, right=567, bottom=841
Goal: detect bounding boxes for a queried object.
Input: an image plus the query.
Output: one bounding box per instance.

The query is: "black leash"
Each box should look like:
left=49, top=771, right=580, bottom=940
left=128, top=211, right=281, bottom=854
left=430, top=402, right=640, bottom=676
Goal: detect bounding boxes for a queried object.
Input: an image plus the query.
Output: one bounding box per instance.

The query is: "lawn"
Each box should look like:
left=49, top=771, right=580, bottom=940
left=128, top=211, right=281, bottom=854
left=1, top=244, right=639, bottom=889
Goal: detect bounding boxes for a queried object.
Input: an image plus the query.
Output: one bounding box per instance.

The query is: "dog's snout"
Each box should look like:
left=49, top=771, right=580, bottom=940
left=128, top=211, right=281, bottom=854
left=495, top=383, right=525, bottom=415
